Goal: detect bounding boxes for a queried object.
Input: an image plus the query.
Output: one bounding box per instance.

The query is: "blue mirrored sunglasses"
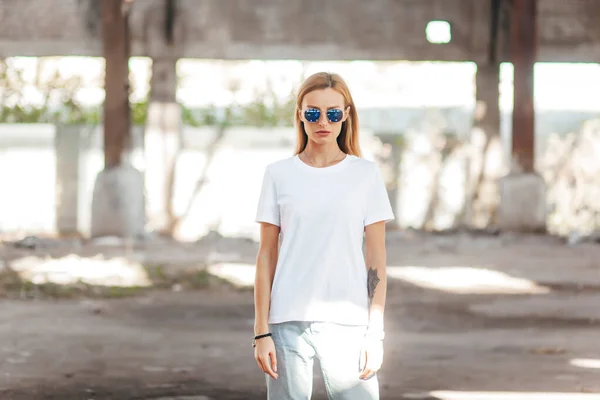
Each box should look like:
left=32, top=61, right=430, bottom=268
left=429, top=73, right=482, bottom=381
left=303, top=108, right=344, bottom=123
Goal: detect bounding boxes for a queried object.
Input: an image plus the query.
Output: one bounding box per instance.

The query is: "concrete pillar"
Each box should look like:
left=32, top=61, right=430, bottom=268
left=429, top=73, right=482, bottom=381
left=475, top=64, right=500, bottom=143
left=510, top=0, right=536, bottom=173
left=55, top=126, right=80, bottom=236
left=144, top=1, right=183, bottom=235
left=144, top=57, right=181, bottom=233
left=90, top=0, right=145, bottom=239
left=101, top=0, right=131, bottom=169
left=467, top=62, right=503, bottom=228
left=90, top=162, right=146, bottom=238
left=498, top=0, right=546, bottom=232
left=374, top=134, right=402, bottom=230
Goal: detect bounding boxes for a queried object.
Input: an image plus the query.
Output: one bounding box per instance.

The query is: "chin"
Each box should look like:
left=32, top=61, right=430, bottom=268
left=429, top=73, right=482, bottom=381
left=309, top=138, right=331, bottom=146
left=309, top=134, right=337, bottom=144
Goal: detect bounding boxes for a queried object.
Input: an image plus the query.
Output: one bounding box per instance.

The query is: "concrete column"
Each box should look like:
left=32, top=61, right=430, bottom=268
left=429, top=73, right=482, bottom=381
left=144, top=57, right=181, bottom=234
left=510, top=0, right=536, bottom=173
left=475, top=64, right=500, bottom=141
left=467, top=62, right=503, bottom=228
left=101, top=0, right=130, bottom=169
left=144, top=1, right=183, bottom=235
left=90, top=0, right=145, bottom=239
left=374, top=134, right=402, bottom=230
left=498, top=0, right=546, bottom=232
left=55, top=126, right=80, bottom=236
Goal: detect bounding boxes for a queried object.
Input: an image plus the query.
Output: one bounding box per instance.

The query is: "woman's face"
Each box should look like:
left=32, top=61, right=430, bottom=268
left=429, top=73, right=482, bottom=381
left=299, top=88, right=349, bottom=147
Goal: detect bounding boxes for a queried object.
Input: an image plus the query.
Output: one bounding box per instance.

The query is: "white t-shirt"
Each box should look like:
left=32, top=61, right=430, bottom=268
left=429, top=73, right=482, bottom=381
left=255, top=154, right=395, bottom=326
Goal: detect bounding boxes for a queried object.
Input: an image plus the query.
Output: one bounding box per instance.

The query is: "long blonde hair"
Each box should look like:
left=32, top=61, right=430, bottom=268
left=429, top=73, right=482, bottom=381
left=293, top=72, right=361, bottom=157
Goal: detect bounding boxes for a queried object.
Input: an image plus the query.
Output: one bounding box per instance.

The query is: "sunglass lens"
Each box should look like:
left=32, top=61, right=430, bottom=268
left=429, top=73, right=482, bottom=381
left=304, top=108, right=320, bottom=123
left=327, top=109, right=344, bottom=123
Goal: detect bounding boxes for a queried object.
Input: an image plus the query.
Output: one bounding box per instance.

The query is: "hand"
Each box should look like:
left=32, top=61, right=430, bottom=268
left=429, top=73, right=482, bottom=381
left=359, top=336, right=383, bottom=380
left=254, top=336, right=278, bottom=380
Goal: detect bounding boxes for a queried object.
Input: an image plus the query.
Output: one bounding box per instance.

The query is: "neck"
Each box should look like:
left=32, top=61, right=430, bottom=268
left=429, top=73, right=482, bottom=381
left=301, top=141, right=345, bottom=168
left=303, top=141, right=341, bottom=158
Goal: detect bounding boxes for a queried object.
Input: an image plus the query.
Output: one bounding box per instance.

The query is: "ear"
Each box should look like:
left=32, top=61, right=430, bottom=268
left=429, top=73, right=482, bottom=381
left=342, top=106, right=351, bottom=122
left=298, top=108, right=304, bottom=122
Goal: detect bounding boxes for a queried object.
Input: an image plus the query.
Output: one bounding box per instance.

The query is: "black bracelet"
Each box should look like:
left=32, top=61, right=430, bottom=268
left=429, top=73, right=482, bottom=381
left=255, top=333, right=272, bottom=340
left=252, top=332, right=272, bottom=347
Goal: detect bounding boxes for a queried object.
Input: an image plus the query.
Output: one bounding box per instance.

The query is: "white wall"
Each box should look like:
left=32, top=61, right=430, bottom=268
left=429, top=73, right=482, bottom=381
left=0, top=124, right=57, bottom=234
left=0, top=124, right=383, bottom=241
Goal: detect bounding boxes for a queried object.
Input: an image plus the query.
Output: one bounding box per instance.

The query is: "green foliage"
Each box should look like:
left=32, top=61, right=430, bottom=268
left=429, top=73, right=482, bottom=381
left=0, top=58, right=96, bottom=125
left=241, top=85, right=296, bottom=127
left=130, top=100, right=147, bottom=126
left=181, top=104, right=218, bottom=127
left=0, top=58, right=298, bottom=127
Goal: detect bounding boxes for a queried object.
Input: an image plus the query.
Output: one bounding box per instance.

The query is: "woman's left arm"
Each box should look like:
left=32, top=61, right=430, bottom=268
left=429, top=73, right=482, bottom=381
left=365, top=220, right=387, bottom=334
left=360, top=220, right=387, bottom=380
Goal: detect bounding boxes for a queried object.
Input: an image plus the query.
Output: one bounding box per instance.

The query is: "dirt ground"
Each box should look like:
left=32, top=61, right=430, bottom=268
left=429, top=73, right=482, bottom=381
left=1, top=231, right=600, bottom=400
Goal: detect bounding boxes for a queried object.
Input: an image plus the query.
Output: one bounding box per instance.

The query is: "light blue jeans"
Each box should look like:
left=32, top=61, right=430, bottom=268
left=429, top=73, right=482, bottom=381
left=266, top=321, right=379, bottom=400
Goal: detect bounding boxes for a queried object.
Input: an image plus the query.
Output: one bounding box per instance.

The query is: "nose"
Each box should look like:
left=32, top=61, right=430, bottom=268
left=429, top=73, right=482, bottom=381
left=318, top=112, right=329, bottom=126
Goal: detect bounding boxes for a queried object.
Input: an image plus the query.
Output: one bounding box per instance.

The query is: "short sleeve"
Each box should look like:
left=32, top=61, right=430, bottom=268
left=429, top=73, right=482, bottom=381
left=255, top=167, right=280, bottom=226
left=364, top=163, right=395, bottom=226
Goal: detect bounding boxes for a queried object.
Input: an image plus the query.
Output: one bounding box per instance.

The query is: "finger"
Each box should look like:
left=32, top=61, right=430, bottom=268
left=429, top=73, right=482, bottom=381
left=256, top=356, right=267, bottom=373
left=360, top=367, right=376, bottom=380
left=359, top=368, right=371, bottom=380
left=254, top=349, right=261, bottom=367
left=363, top=356, right=382, bottom=379
left=269, top=350, right=278, bottom=373
left=261, top=356, right=278, bottom=380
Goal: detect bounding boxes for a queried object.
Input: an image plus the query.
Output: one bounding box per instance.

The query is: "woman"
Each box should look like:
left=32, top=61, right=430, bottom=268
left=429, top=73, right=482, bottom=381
left=253, top=72, right=394, bottom=400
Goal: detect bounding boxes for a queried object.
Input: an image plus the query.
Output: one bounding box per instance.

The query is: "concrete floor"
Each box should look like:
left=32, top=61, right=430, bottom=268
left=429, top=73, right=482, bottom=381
left=1, top=232, right=600, bottom=399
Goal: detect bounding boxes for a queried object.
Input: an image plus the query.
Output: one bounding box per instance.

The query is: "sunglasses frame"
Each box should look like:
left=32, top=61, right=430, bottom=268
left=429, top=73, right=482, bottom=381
left=303, top=107, right=345, bottom=123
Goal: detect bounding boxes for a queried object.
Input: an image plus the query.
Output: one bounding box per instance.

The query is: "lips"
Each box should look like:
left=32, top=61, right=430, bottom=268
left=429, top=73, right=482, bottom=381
left=316, top=130, right=330, bottom=136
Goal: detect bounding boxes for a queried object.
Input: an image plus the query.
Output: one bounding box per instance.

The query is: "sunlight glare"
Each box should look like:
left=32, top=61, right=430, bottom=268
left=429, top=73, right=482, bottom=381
left=428, top=391, right=600, bottom=400
left=571, top=358, right=600, bottom=369
left=10, top=255, right=152, bottom=287
left=207, top=263, right=255, bottom=288
left=387, top=266, right=549, bottom=294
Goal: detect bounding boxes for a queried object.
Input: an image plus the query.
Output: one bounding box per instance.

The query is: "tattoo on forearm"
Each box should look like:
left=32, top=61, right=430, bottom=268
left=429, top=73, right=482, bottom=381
left=367, top=267, right=380, bottom=299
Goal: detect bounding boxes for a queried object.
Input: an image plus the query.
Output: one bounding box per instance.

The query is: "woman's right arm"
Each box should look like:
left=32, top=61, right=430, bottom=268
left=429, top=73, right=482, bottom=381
left=253, top=222, right=280, bottom=379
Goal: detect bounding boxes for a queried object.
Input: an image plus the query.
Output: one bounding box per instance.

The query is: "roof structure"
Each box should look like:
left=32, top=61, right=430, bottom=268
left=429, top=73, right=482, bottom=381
left=0, top=0, right=598, bottom=62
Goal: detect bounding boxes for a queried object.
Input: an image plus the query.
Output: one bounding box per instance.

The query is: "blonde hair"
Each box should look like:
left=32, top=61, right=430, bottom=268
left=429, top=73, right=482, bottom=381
left=293, top=72, right=361, bottom=157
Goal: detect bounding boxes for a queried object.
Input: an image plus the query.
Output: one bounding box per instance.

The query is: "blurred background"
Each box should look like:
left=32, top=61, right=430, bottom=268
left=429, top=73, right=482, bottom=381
left=1, top=1, right=600, bottom=399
